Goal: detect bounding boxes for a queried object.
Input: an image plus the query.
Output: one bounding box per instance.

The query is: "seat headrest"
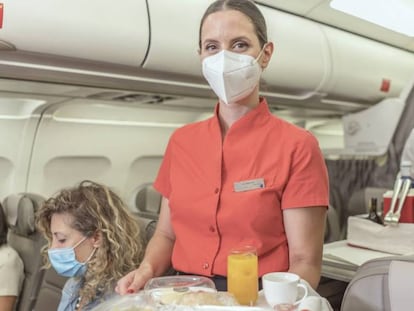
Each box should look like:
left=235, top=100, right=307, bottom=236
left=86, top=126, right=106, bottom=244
left=135, top=184, right=161, bottom=216
left=2, top=193, right=45, bottom=236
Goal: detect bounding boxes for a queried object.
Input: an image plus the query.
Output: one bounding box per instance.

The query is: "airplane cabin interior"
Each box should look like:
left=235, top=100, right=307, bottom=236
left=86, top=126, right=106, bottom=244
left=1, top=1, right=414, bottom=310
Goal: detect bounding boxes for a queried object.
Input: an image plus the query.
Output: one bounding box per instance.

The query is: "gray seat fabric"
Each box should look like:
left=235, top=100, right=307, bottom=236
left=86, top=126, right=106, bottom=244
left=135, top=214, right=157, bottom=246
left=33, top=268, right=67, bottom=311
left=340, top=255, right=414, bottom=311
left=135, top=184, right=161, bottom=219
left=3, top=193, right=47, bottom=311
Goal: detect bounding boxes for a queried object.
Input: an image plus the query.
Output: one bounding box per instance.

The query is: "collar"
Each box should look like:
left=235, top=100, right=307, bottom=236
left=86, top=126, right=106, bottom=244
left=213, top=97, right=272, bottom=133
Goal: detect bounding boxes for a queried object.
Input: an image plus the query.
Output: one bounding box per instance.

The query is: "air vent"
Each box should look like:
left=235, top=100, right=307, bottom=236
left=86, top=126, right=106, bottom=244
left=88, top=91, right=177, bottom=104
left=115, top=94, right=176, bottom=104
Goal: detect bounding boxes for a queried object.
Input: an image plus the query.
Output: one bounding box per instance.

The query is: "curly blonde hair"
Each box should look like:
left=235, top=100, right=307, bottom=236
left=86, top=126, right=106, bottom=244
left=36, top=180, right=144, bottom=304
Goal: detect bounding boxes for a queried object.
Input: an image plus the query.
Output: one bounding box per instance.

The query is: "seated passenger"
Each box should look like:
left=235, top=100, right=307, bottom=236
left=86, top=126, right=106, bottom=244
left=36, top=181, right=144, bottom=311
left=0, top=202, right=24, bottom=311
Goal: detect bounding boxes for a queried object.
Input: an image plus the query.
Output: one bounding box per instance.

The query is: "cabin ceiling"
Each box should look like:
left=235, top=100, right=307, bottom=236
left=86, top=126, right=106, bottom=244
left=0, top=1, right=412, bottom=121
left=257, top=0, right=414, bottom=53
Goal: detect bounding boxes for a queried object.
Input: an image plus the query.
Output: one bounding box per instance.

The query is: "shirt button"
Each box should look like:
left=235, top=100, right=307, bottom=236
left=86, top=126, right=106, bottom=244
left=209, top=226, right=216, bottom=233
left=202, top=263, right=209, bottom=269
left=214, top=188, right=219, bottom=194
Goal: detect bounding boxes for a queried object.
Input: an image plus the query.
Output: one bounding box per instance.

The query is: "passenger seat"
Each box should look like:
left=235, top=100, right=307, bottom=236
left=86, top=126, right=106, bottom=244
left=32, top=268, right=67, bottom=311
left=2, top=193, right=47, bottom=311
left=135, top=184, right=161, bottom=219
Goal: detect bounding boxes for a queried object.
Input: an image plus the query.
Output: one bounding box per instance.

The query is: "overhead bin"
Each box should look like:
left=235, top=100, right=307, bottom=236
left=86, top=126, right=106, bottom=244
left=145, top=1, right=330, bottom=96
left=321, top=27, right=414, bottom=104
left=0, top=0, right=149, bottom=66
left=145, top=1, right=414, bottom=105
left=259, top=6, right=330, bottom=99
left=1, top=0, right=414, bottom=109
left=143, top=0, right=209, bottom=76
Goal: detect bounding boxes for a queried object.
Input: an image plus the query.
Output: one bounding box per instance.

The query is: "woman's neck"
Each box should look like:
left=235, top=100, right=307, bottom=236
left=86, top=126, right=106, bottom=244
left=218, top=92, right=261, bottom=136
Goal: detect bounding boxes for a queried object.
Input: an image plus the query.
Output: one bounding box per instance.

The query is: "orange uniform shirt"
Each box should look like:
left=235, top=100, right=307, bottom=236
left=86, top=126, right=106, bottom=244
left=154, top=98, right=329, bottom=277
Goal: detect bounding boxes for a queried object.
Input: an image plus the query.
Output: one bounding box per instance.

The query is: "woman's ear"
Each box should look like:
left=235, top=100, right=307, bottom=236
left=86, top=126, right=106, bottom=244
left=261, top=42, right=274, bottom=69
left=91, top=231, right=102, bottom=248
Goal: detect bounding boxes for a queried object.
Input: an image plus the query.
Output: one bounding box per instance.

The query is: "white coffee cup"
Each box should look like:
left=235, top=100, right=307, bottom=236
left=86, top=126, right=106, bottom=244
left=262, top=272, right=308, bottom=307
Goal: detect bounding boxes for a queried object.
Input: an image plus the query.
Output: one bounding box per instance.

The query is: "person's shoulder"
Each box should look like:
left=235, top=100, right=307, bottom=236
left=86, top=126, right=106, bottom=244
left=269, top=115, right=316, bottom=142
left=0, top=245, right=23, bottom=268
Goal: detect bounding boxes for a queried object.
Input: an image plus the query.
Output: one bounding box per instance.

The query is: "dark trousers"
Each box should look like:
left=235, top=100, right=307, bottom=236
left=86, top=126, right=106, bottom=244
left=175, top=271, right=262, bottom=292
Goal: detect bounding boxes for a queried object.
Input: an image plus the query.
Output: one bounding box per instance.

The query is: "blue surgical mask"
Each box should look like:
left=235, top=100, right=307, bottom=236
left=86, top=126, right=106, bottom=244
left=48, top=236, right=96, bottom=277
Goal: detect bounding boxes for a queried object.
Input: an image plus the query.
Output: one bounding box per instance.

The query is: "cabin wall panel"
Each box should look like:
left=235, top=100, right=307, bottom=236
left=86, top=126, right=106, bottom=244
left=0, top=157, right=13, bottom=199
left=25, top=100, right=196, bottom=208
left=43, top=156, right=112, bottom=195
left=0, top=96, right=55, bottom=198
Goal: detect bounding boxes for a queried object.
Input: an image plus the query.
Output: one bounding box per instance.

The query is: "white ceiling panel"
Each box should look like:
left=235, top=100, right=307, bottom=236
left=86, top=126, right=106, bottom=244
left=256, top=0, right=414, bottom=53
left=257, top=0, right=324, bottom=15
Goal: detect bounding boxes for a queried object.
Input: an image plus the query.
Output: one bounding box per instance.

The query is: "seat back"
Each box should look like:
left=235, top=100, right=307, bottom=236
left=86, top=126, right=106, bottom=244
left=32, top=268, right=67, bottom=311
left=340, top=255, right=414, bottom=311
left=3, top=193, right=47, bottom=311
left=135, top=184, right=161, bottom=219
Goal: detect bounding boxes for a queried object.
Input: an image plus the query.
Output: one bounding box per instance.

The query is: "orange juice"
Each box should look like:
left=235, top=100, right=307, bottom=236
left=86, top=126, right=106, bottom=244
left=227, top=246, right=258, bottom=305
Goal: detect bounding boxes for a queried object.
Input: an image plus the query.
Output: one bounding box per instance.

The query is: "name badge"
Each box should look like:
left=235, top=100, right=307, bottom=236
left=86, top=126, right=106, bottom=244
left=233, top=178, right=265, bottom=192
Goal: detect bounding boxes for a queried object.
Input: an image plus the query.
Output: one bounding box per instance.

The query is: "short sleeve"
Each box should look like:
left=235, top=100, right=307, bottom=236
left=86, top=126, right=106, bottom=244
left=153, top=135, right=174, bottom=199
left=281, top=132, right=329, bottom=209
left=0, top=247, right=24, bottom=296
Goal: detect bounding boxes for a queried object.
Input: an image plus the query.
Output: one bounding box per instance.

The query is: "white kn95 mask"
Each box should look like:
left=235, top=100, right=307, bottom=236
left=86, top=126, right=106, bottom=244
left=202, top=49, right=264, bottom=105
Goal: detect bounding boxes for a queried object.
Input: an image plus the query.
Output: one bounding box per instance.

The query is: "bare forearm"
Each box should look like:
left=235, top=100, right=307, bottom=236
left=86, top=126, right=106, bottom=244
left=141, top=231, right=174, bottom=277
left=288, top=260, right=322, bottom=289
left=283, top=207, right=326, bottom=289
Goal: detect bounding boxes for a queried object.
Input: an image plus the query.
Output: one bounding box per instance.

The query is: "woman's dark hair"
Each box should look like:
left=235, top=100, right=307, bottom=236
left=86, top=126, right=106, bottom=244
left=199, top=0, right=268, bottom=48
left=0, top=203, right=8, bottom=246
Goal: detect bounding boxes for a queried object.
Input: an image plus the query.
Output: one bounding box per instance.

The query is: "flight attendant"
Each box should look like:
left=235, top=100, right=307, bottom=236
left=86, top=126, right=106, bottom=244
left=117, top=0, right=329, bottom=293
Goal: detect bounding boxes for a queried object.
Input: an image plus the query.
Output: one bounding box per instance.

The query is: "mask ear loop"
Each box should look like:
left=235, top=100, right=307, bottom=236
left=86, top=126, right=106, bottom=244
left=82, top=247, right=97, bottom=264
left=73, top=236, right=88, bottom=249
left=254, top=43, right=268, bottom=66
left=73, top=235, right=97, bottom=264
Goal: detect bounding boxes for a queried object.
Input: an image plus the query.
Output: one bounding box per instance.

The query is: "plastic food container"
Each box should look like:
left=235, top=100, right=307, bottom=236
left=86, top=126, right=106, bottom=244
left=90, top=275, right=217, bottom=311
left=90, top=292, right=154, bottom=311
left=144, top=275, right=217, bottom=304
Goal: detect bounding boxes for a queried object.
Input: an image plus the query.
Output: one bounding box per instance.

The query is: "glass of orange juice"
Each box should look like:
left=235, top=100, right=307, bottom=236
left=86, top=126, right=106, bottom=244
left=227, top=245, right=258, bottom=306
